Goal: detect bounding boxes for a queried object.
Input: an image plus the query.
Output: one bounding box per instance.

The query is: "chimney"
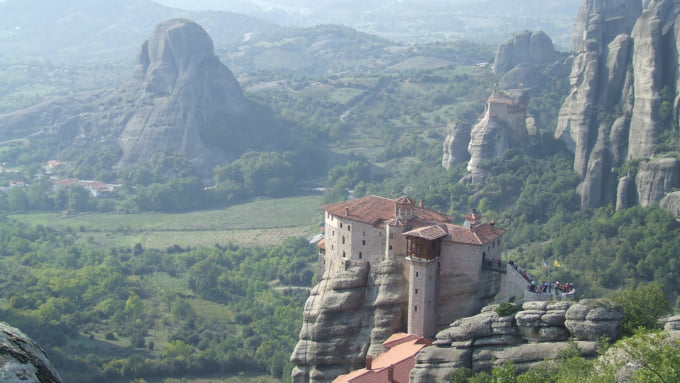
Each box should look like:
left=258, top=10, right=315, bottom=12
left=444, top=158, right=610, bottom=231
left=365, top=355, right=372, bottom=370
left=388, top=366, right=394, bottom=382
left=419, top=198, right=424, bottom=208
left=345, top=207, right=349, bottom=217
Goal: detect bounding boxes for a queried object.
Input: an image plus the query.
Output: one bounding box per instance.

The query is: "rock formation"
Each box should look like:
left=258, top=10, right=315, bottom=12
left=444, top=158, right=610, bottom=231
left=0, top=19, right=280, bottom=172
left=442, top=121, right=471, bottom=170
left=0, top=322, right=63, bottom=383
left=115, top=19, right=250, bottom=168
left=291, top=261, right=409, bottom=383
left=466, top=89, right=534, bottom=175
left=443, top=30, right=562, bottom=180
left=493, top=31, right=558, bottom=75
left=410, top=300, right=623, bottom=382
left=556, top=0, right=680, bottom=210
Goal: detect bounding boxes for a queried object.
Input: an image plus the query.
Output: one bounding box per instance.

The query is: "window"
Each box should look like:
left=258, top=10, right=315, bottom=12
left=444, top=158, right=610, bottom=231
left=363, top=231, right=366, bottom=236
left=332, top=230, right=335, bottom=236
left=343, top=251, right=346, bottom=258
left=359, top=252, right=363, bottom=259
left=389, top=245, right=393, bottom=250
left=416, top=271, right=419, bottom=277
left=414, top=306, right=418, bottom=312
left=362, top=240, right=366, bottom=246
left=415, top=288, right=418, bottom=294
left=342, top=236, right=345, bottom=244
left=347, top=225, right=350, bottom=231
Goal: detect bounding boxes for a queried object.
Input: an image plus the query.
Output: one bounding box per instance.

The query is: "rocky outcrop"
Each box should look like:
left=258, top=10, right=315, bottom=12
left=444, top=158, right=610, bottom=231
left=410, top=300, right=623, bottom=383
left=556, top=0, right=680, bottom=210
left=0, top=322, right=63, bottom=383
left=466, top=90, right=533, bottom=175
left=660, top=191, right=680, bottom=218
left=442, top=121, right=471, bottom=170
left=0, top=19, right=280, bottom=173
left=444, top=30, right=562, bottom=179
left=493, top=31, right=558, bottom=75
left=115, top=19, right=250, bottom=168
left=627, top=1, right=671, bottom=161
left=635, top=158, right=680, bottom=207
left=290, top=261, right=409, bottom=383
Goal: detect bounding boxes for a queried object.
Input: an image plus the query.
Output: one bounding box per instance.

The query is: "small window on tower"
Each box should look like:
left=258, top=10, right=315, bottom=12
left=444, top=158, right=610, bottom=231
left=343, top=251, right=346, bottom=258
left=416, top=271, right=419, bottom=277
left=415, top=288, right=418, bottom=294
left=362, top=240, right=366, bottom=246
left=342, top=236, right=345, bottom=244
left=359, top=252, right=362, bottom=259
left=347, top=225, right=350, bottom=231
left=414, top=306, right=418, bottom=312
left=389, top=245, right=393, bottom=250
left=340, top=223, right=343, bottom=228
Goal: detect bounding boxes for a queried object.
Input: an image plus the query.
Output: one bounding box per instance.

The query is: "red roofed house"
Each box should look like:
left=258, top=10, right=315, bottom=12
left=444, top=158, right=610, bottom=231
left=321, top=195, right=507, bottom=338
left=333, top=333, right=432, bottom=383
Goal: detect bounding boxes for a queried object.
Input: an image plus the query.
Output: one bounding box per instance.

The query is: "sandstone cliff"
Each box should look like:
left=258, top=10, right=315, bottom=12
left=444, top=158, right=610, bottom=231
left=410, top=300, right=623, bottom=382
left=290, top=261, right=409, bottom=383
left=0, top=19, right=280, bottom=172
left=291, top=257, right=505, bottom=383
left=556, top=0, right=680, bottom=209
left=465, top=89, right=535, bottom=176
left=443, top=30, right=563, bottom=178
left=0, top=322, right=63, bottom=383
left=493, top=31, right=558, bottom=75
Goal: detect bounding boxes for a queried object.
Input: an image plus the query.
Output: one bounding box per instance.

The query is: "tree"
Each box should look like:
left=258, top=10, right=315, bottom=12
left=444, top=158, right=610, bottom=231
left=612, top=282, right=669, bottom=336
left=67, top=186, right=92, bottom=211
left=7, top=187, right=29, bottom=212
left=596, top=331, right=680, bottom=383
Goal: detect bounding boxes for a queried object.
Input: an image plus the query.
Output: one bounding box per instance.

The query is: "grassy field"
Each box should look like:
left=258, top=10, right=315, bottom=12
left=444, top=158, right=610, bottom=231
left=10, top=195, right=324, bottom=249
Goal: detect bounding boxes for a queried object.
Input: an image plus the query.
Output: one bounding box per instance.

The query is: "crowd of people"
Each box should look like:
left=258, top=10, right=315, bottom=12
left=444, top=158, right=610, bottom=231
left=507, top=260, right=575, bottom=296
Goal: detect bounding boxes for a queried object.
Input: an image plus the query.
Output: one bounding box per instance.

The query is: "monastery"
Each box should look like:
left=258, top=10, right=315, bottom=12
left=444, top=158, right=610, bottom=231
left=319, top=195, right=519, bottom=339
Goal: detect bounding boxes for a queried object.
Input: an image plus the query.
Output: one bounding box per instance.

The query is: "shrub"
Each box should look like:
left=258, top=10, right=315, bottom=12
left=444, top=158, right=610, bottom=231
left=496, top=302, right=520, bottom=317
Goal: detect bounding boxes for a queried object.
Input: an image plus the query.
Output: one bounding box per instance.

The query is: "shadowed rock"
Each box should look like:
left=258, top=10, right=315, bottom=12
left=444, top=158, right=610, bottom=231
left=0, top=322, right=63, bottom=383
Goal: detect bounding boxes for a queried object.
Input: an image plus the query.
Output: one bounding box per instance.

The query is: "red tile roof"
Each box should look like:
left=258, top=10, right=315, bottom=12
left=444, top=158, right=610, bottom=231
left=444, top=223, right=505, bottom=245
left=403, top=222, right=504, bottom=246
left=323, top=196, right=452, bottom=226
left=382, top=333, right=418, bottom=348
left=317, top=238, right=326, bottom=250
left=402, top=225, right=448, bottom=240
left=333, top=333, right=432, bottom=383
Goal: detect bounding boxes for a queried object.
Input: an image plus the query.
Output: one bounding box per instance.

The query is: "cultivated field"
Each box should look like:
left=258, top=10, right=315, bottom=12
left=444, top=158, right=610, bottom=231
left=10, top=195, right=324, bottom=249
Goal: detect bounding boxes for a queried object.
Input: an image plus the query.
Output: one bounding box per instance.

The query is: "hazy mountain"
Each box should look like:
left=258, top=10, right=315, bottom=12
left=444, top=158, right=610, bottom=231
left=0, top=19, right=286, bottom=172
left=153, top=0, right=582, bottom=49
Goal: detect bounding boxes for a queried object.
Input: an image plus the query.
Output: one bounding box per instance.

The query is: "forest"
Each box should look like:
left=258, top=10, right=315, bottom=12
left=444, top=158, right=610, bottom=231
left=0, top=219, right=315, bottom=382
